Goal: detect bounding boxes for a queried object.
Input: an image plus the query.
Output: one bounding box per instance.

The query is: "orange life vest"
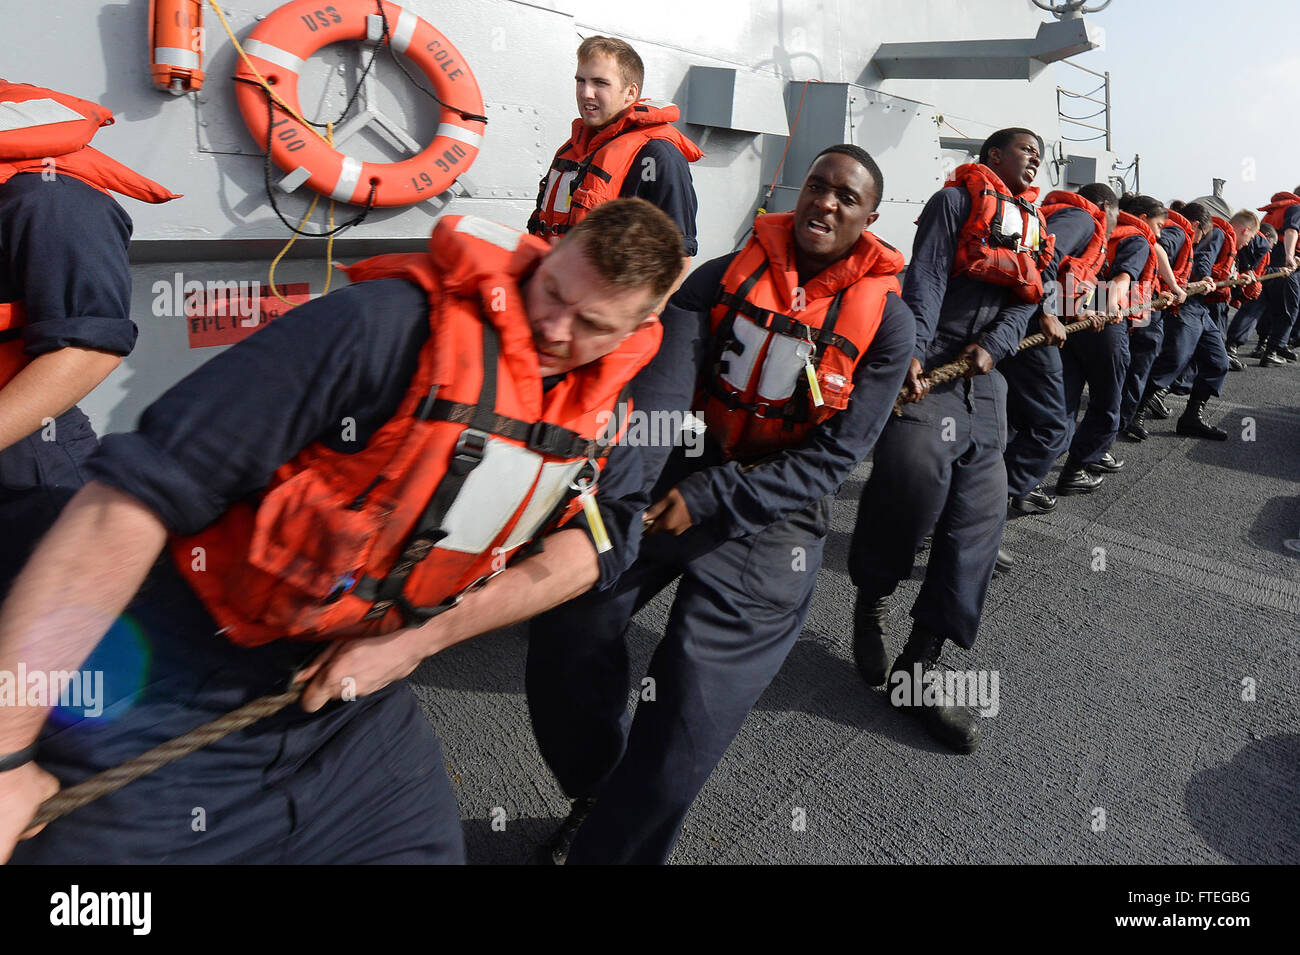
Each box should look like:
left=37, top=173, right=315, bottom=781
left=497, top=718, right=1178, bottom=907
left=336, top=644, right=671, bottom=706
left=1160, top=209, right=1197, bottom=291
left=699, top=212, right=904, bottom=461
left=0, top=80, right=179, bottom=388
left=172, top=215, right=662, bottom=647
left=947, top=163, right=1055, bottom=303
left=529, top=101, right=703, bottom=239
left=1258, top=192, right=1300, bottom=232
left=1205, top=216, right=1239, bottom=305
left=1039, top=190, right=1107, bottom=315
left=1104, top=211, right=1159, bottom=320
left=1234, top=237, right=1273, bottom=304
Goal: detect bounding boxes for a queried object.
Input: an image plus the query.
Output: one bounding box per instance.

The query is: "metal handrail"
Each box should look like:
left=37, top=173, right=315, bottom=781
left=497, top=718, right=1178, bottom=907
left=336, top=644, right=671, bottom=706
left=1056, top=60, right=1110, bottom=150
left=1060, top=57, right=1106, bottom=79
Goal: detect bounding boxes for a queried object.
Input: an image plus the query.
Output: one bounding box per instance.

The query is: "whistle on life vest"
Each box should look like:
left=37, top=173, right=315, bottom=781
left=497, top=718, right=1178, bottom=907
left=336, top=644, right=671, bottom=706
left=149, top=0, right=205, bottom=94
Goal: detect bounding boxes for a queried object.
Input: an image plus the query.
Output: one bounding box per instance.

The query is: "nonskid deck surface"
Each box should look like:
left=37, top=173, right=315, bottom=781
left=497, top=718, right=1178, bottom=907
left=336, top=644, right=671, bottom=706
left=411, top=358, right=1300, bottom=864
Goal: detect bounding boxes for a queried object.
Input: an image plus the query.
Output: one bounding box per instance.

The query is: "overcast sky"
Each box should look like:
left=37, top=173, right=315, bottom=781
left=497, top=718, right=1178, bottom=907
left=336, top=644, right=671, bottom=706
left=1052, top=0, right=1299, bottom=212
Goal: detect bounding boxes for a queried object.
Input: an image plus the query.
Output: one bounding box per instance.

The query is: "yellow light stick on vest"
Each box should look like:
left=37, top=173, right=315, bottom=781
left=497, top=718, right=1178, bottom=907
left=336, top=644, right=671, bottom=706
left=805, top=359, right=825, bottom=407
left=571, top=475, right=612, bottom=554
left=800, top=337, right=824, bottom=407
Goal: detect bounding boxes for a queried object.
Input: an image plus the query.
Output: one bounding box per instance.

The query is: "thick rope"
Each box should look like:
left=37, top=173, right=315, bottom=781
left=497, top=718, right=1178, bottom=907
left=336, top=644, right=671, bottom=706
left=892, top=270, right=1290, bottom=414
left=28, top=685, right=303, bottom=829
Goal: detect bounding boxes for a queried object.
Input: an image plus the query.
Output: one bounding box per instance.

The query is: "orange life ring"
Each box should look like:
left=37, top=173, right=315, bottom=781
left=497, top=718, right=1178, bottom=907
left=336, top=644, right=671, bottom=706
left=234, top=0, right=486, bottom=208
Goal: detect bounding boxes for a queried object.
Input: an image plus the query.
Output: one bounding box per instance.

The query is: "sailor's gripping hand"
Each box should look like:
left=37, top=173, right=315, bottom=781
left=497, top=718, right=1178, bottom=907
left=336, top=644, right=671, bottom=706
left=643, top=487, right=694, bottom=536
left=958, top=343, right=995, bottom=378
left=296, top=625, right=434, bottom=713
left=0, top=762, right=60, bottom=863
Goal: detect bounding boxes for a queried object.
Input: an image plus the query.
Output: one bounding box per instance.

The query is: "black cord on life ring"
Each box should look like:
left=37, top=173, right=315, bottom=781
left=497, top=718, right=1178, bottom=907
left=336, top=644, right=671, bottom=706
left=372, top=0, right=489, bottom=125
left=236, top=77, right=378, bottom=237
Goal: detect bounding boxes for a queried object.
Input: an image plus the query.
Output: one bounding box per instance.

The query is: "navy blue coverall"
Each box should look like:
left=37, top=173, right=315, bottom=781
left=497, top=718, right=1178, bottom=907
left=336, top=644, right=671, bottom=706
left=1147, top=229, right=1229, bottom=398
left=12, top=271, right=690, bottom=864
left=999, top=205, right=1096, bottom=496
left=1226, top=233, right=1272, bottom=346
left=1120, top=225, right=1184, bottom=430
left=1259, top=204, right=1300, bottom=351
left=526, top=253, right=915, bottom=865
left=1061, top=234, right=1148, bottom=464
left=0, top=174, right=136, bottom=592
left=849, top=184, right=1044, bottom=650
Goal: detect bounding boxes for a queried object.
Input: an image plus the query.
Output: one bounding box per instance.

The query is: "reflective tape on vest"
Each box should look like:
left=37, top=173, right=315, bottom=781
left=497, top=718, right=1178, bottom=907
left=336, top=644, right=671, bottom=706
left=541, top=168, right=577, bottom=216
left=242, top=38, right=304, bottom=76
left=500, top=458, right=587, bottom=552
left=758, top=333, right=812, bottom=402
left=0, top=97, right=84, bottom=133
left=455, top=215, right=524, bottom=252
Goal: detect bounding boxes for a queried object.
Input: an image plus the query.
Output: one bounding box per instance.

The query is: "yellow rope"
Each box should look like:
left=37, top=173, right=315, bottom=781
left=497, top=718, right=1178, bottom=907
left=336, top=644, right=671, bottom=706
left=205, top=0, right=330, bottom=144
left=207, top=0, right=344, bottom=304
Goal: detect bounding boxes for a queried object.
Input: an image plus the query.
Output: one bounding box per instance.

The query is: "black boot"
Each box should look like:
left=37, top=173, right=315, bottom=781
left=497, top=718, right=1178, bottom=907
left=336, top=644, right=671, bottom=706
left=1056, top=458, right=1105, bottom=495
left=1085, top=451, right=1125, bottom=474
left=1009, top=484, right=1057, bottom=514
left=1146, top=388, right=1173, bottom=419
left=852, top=591, right=891, bottom=687
left=1259, top=349, right=1287, bottom=367
left=1121, top=405, right=1149, bottom=442
left=886, top=624, right=982, bottom=753
left=994, top=546, right=1014, bottom=574
left=1176, top=394, right=1228, bottom=440
left=531, top=796, right=597, bottom=865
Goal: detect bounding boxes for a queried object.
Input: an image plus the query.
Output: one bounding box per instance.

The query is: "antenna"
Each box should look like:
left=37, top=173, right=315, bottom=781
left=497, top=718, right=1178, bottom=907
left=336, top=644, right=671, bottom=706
left=1031, top=0, right=1113, bottom=19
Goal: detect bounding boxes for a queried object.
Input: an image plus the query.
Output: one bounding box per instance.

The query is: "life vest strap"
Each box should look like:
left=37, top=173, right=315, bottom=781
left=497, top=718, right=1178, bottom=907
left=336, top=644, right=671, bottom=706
left=415, top=397, right=598, bottom=460
left=704, top=377, right=801, bottom=420
left=713, top=289, right=860, bottom=361
left=362, top=320, right=504, bottom=624
left=552, top=155, right=613, bottom=184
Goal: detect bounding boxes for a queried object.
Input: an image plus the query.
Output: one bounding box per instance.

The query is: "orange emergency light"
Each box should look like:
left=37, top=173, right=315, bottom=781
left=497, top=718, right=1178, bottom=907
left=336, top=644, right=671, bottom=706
left=149, top=0, right=205, bottom=94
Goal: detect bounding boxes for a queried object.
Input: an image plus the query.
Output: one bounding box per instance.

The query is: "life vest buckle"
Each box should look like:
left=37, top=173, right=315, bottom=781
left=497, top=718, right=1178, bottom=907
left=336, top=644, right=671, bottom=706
left=452, top=428, right=488, bottom=474
left=527, top=420, right=575, bottom=457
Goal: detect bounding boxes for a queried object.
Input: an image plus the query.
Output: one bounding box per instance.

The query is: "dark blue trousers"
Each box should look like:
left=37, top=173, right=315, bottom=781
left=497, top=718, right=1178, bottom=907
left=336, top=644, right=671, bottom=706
left=1261, top=270, right=1300, bottom=349
left=526, top=493, right=830, bottom=864
left=1120, top=313, right=1165, bottom=429
left=1227, top=297, right=1267, bottom=347
left=1061, top=321, right=1130, bottom=465
left=849, top=373, right=1007, bottom=650
left=12, top=561, right=465, bottom=864
left=1148, top=303, right=1229, bottom=398
left=1000, top=328, right=1068, bottom=498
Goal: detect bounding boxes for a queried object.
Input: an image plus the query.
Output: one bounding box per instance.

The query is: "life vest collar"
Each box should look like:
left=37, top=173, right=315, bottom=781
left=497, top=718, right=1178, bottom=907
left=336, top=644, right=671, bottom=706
left=751, top=212, right=905, bottom=306
left=1258, top=191, right=1300, bottom=212
left=566, top=100, right=703, bottom=162
left=1113, top=210, right=1158, bottom=246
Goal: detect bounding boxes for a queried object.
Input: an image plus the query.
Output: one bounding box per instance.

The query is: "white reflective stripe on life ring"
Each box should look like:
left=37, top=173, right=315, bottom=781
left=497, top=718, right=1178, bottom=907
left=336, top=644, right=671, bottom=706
left=154, top=47, right=200, bottom=69
left=330, top=155, right=364, bottom=201
left=242, top=38, right=304, bottom=76
left=390, top=7, right=419, bottom=54
left=436, top=123, right=483, bottom=149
